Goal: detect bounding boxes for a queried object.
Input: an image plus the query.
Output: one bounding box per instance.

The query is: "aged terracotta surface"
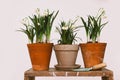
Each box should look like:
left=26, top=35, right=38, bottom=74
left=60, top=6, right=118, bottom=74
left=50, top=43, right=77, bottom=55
left=27, top=43, right=53, bottom=71
left=54, top=44, right=79, bottom=66
left=80, top=43, right=107, bottom=68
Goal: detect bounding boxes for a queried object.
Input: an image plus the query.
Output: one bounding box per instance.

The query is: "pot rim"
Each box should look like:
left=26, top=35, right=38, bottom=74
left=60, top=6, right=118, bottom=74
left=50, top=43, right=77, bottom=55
left=79, top=42, right=107, bottom=45
left=27, top=43, right=53, bottom=45
left=54, top=44, right=79, bottom=46
left=54, top=44, right=79, bottom=50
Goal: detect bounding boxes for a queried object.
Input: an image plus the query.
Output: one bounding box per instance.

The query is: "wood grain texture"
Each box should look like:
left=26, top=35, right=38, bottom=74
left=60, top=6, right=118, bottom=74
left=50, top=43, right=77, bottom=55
left=24, top=68, right=114, bottom=80
left=24, top=76, right=35, bottom=80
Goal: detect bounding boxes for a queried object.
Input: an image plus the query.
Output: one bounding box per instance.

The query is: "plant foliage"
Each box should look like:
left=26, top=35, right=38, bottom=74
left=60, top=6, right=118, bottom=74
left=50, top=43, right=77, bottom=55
left=18, top=8, right=59, bottom=43
left=81, top=8, right=108, bottom=43
left=56, top=19, right=79, bottom=44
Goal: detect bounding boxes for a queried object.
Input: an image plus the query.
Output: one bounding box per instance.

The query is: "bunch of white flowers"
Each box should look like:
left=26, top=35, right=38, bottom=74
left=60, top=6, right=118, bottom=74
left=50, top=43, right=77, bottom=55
left=62, top=26, right=68, bottom=30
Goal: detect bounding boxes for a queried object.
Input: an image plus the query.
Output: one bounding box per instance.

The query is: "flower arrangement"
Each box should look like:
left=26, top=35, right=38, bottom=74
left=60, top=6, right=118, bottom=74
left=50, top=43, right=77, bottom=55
left=56, top=18, right=79, bottom=44
left=80, top=8, right=108, bottom=43
left=18, top=8, right=59, bottom=43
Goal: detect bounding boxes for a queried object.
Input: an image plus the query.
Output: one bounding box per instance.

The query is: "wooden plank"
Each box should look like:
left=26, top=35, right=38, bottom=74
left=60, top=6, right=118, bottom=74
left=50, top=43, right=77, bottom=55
left=24, top=68, right=114, bottom=80
left=24, top=68, right=113, bottom=76
left=24, top=76, right=35, bottom=80
left=102, top=76, right=113, bottom=80
left=29, top=77, right=35, bottom=80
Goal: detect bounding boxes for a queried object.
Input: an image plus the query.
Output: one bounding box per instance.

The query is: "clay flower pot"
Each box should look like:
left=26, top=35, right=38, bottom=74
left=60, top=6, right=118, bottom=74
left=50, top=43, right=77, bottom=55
left=80, top=43, right=107, bottom=68
left=54, top=44, right=79, bottom=66
left=27, top=43, right=53, bottom=71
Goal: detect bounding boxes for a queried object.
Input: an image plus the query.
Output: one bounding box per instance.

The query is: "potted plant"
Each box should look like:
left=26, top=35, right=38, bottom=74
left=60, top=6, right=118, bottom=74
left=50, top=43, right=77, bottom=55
left=18, top=8, right=59, bottom=70
left=54, top=18, right=80, bottom=69
left=80, top=8, right=108, bottom=68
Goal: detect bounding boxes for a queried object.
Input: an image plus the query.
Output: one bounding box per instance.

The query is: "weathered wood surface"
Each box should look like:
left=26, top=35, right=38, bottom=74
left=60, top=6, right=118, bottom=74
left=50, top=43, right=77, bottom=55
left=24, top=76, right=35, bottom=80
left=102, top=76, right=114, bottom=80
left=24, top=68, right=113, bottom=80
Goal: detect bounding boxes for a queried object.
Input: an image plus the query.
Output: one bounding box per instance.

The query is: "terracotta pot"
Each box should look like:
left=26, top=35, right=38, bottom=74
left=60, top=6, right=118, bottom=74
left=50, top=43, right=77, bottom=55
left=54, top=44, right=79, bottom=66
left=80, top=43, right=106, bottom=68
left=27, top=43, right=53, bottom=71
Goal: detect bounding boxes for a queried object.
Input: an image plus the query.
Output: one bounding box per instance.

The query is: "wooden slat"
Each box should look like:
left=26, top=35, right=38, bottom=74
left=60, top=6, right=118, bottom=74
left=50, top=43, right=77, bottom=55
left=24, top=76, right=35, bottom=80
left=24, top=68, right=114, bottom=80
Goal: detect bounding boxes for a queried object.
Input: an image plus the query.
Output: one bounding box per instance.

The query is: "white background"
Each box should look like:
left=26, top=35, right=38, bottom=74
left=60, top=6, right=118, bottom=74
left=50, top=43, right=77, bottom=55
left=0, top=0, right=119, bottom=80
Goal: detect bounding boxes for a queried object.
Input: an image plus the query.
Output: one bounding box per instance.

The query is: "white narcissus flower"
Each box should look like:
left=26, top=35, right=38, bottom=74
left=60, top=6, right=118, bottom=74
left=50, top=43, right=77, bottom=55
left=35, top=8, right=40, bottom=15
left=62, top=26, right=68, bottom=30
left=37, top=23, right=40, bottom=26
left=21, top=17, right=29, bottom=25
left=71, top=26, right=76, bottom=29
left=43, top=10, right=49, bottom=16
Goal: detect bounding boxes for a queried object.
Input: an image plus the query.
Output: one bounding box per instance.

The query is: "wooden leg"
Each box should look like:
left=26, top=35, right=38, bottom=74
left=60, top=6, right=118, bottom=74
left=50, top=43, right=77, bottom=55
left=102, top=76, right=108, bottom=80
left=24, top=76, right=29, bottom=80
left=102, top=76, right=113, bottom=80
left=24, top=76, right=35, bottom=80
left=29, top=77, right=35, bottom=80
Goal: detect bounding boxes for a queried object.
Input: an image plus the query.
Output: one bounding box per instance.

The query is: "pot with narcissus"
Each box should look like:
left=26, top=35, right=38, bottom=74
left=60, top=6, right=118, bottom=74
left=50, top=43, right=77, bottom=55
left=54, top=18, right=81, bottom=70
left=18, top=8, right=59, bottom=70
left=80, top=8, right=108, bottom=68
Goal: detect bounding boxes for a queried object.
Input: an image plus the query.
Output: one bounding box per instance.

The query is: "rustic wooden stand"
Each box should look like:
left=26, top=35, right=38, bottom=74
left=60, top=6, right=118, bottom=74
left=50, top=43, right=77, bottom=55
left=24, top=68, right=113, bottom=80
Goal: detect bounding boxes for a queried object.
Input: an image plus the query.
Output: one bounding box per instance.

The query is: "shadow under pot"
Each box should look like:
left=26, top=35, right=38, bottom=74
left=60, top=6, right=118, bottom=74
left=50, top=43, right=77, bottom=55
left=54, top=44, right=79, bottom=66
left=27, top=43, right=53, bottom=71
left=80, top=43, right=107, bottom=68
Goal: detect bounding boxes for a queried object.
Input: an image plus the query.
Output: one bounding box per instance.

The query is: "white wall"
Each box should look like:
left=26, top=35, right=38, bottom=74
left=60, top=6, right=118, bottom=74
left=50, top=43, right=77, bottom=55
left=0, top=0, right=119, bottom=80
